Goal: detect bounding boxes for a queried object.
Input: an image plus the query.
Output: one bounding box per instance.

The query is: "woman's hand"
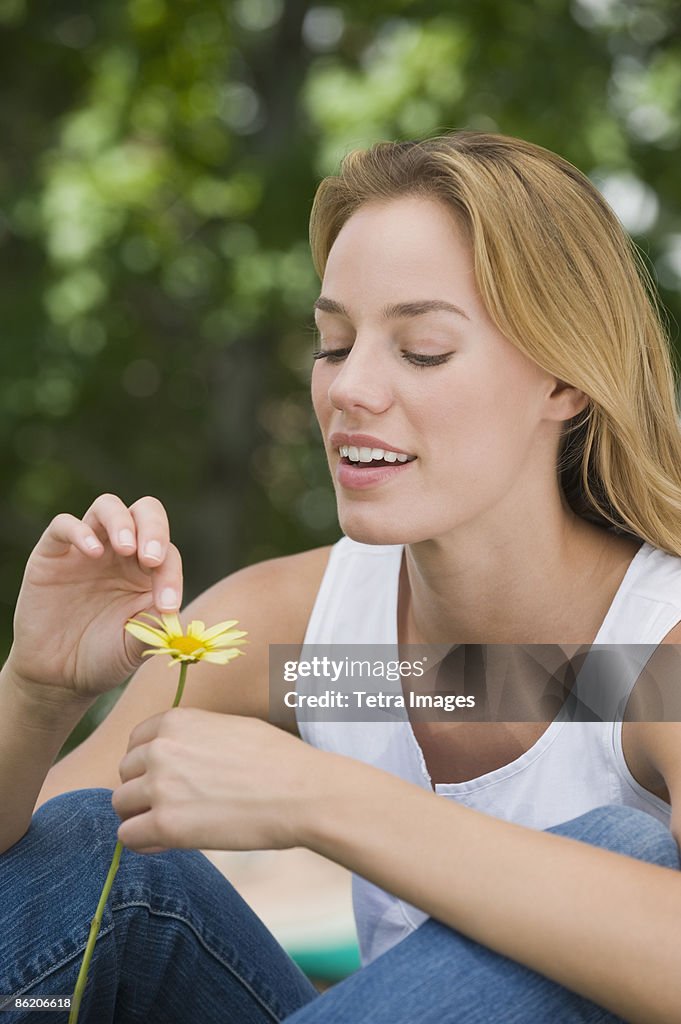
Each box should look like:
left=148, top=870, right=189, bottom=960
left=113, top=710, right=328, bottom=853
left=6, top=493, right=183, bottom=704
left=112, top=708, right=331, bottom=854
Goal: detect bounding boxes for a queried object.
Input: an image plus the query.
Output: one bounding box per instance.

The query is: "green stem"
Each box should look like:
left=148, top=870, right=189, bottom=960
left=68, top=838, right=123, bottom=1024
left=69, top=659, right=187, bottom=1022
left=171, top=661, right=188, bottom=707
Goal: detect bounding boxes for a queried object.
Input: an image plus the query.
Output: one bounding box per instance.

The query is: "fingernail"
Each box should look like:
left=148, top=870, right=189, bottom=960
left=119, top=529, right=135, bottom=548
left=144, top=540, right=162, bottom=560
left=159, top=587, right=178, bottom=609
left=85, top=536, right=102, bottom=551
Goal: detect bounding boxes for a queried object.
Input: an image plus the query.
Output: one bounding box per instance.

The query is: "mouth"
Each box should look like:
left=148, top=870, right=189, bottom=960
left=338, top=444, right=418, bottom=468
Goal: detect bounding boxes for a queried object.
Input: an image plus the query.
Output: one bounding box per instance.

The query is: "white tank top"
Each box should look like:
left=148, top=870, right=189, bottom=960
left=298, top=536, right=678, bottom=966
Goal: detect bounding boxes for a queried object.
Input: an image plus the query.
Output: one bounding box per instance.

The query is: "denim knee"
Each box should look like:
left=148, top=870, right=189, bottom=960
left=548, top=804, right=680, bottom=870
left=0, top=788, right=118, bottom=874
left=10, top=787, right=236, bottom=915
left=2, top=789, right=231, bottom=989
left=32, top=786, right=119, bottom=843
left=35, top=786, right=116, bottom=820
left=0, top=786, right=216, bottom=940
left=1, top=789, right=319, bottom=1022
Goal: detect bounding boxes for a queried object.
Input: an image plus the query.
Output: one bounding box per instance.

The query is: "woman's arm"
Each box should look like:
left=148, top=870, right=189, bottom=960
left=113, top=705, right=681, bottom=1023
left=297, top=631, right=681, bottom=1022
left=0, top=667, right=95, bottom=853
left=111, top=679, right=681, bottom=1024
left=301, top=751, right=681, bottom=1024
left=0, top=493, right=184, bottom=855
left=1, top=489, right=330, bottom=853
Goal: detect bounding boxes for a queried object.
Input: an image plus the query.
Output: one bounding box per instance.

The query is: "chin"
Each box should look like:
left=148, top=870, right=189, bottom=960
left=337, top=506, right=429, bottom=547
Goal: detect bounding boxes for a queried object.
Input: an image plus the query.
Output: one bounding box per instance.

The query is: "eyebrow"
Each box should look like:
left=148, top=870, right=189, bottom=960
left=313, top=296, right=470, bottom=321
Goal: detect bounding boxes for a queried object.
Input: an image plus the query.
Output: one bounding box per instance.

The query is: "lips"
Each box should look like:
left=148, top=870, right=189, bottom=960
left=329, top=432, right=416, bottom=458
left=335, top=456, right=416, bottom=490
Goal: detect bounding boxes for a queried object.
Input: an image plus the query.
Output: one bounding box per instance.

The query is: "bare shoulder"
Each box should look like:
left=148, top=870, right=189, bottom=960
left=173, top=543, right=335, bottom=708
left=198, top=544, right=334, bottom=640
left=106, top=543, right=334, bottom=727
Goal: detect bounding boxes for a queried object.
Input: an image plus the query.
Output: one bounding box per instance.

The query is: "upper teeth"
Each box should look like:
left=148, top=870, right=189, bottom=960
left=339, top=445, right=414, bottom=463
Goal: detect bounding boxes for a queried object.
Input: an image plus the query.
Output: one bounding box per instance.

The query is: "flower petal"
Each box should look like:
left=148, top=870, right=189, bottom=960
left=159, top=612, right=183, bottom=635
left=199, top=619, right=240, bottom=641
left=134, top=612, right=167, bottom=630
left=186, top=620, right=206, bottom=639
left=126, top=615, right=168, bottom=636
left=125, top=621, right=170, bottom=647
left=201, top=649, right=244, bottom=664
left=208, top=632, right=248, bottom=648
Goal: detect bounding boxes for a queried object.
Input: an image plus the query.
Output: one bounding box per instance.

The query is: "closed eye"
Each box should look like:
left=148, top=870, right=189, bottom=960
left=312, top=348, right=351, bottom=362
left=312, top=348, right=453, bottom=368
left=403, top=352, right=454, bottom=367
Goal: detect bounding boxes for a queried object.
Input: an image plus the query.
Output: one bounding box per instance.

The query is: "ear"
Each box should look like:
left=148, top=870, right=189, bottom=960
left=545, top=378, right=590, bottom=422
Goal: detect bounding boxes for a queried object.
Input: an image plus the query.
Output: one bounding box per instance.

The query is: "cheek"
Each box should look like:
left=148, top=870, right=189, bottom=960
left=423, top=369, right=537, bottom=474
left=310, top=368, right=329, bottom=426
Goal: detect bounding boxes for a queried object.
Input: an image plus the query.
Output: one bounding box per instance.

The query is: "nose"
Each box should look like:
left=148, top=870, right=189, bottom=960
left=327, top=340, right=393, bottom=416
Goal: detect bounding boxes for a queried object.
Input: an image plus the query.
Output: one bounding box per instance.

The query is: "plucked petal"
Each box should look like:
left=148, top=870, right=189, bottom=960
left=159, top=612, right=183, bottom=635
left=125, top=621, right=170, bottom=646
left=135, top=612, right=167, bottom=629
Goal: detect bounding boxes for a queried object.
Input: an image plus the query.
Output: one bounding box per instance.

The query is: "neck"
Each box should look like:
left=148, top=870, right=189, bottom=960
left=399, top=508, right=629, bottom=647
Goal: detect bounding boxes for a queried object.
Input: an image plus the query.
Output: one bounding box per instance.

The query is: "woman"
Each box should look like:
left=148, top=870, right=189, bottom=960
left=1, top=132, right=681, bottom=1023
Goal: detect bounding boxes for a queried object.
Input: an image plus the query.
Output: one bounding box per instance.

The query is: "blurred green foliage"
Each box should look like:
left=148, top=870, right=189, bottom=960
left=1, top=0, right=680, bottom=748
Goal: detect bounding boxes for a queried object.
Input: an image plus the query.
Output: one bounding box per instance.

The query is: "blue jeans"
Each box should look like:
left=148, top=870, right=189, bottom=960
left=0, top=790, right=678, bottom=1023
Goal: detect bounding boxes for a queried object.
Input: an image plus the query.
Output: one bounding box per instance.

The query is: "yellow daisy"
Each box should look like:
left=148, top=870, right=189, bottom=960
left=125, top=611, right=248, bottom=666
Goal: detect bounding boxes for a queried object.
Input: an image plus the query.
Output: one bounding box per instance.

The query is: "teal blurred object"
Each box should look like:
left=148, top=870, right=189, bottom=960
left=290, top=939, right=361, bottom=981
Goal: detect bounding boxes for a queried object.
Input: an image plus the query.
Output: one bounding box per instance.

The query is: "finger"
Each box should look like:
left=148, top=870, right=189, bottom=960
left=113, top=795, right=170, bottom=851
left=128, top=495, right=171, bottom=569
left=149, top=541, right=183, bottom=613
left=38, top=513, right=105, bottom=559
left=85, top=494, right=182, bottom=610
left=126, top=711, right=168, bottom=753
left=117, top=809, right=172, bottom=852
left=111, top=777, right=151, bottom=821
left=117, top=741, right=151, bottom=783
left=81, top=493, right=144, bottom=559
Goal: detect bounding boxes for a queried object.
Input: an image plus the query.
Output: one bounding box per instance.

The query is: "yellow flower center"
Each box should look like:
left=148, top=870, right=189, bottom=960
left=171, top=635, right=204, bottom=655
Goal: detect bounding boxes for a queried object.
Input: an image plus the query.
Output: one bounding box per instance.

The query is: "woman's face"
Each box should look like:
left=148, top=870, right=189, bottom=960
left=311, top=195, right=567, bottom=547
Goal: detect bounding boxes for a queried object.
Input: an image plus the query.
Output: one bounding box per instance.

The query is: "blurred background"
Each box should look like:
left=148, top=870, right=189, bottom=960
left=2, top=0, right=681, bottom=711
left=2, top=0, right=680, bottom=985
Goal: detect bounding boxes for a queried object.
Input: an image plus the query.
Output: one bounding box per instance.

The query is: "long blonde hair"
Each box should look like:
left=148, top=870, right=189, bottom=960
left=309, top=132, right=681, bottom=555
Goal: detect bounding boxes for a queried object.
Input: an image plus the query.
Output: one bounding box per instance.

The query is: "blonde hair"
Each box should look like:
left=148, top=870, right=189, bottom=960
left=309, top=132, right=681, bottom=555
